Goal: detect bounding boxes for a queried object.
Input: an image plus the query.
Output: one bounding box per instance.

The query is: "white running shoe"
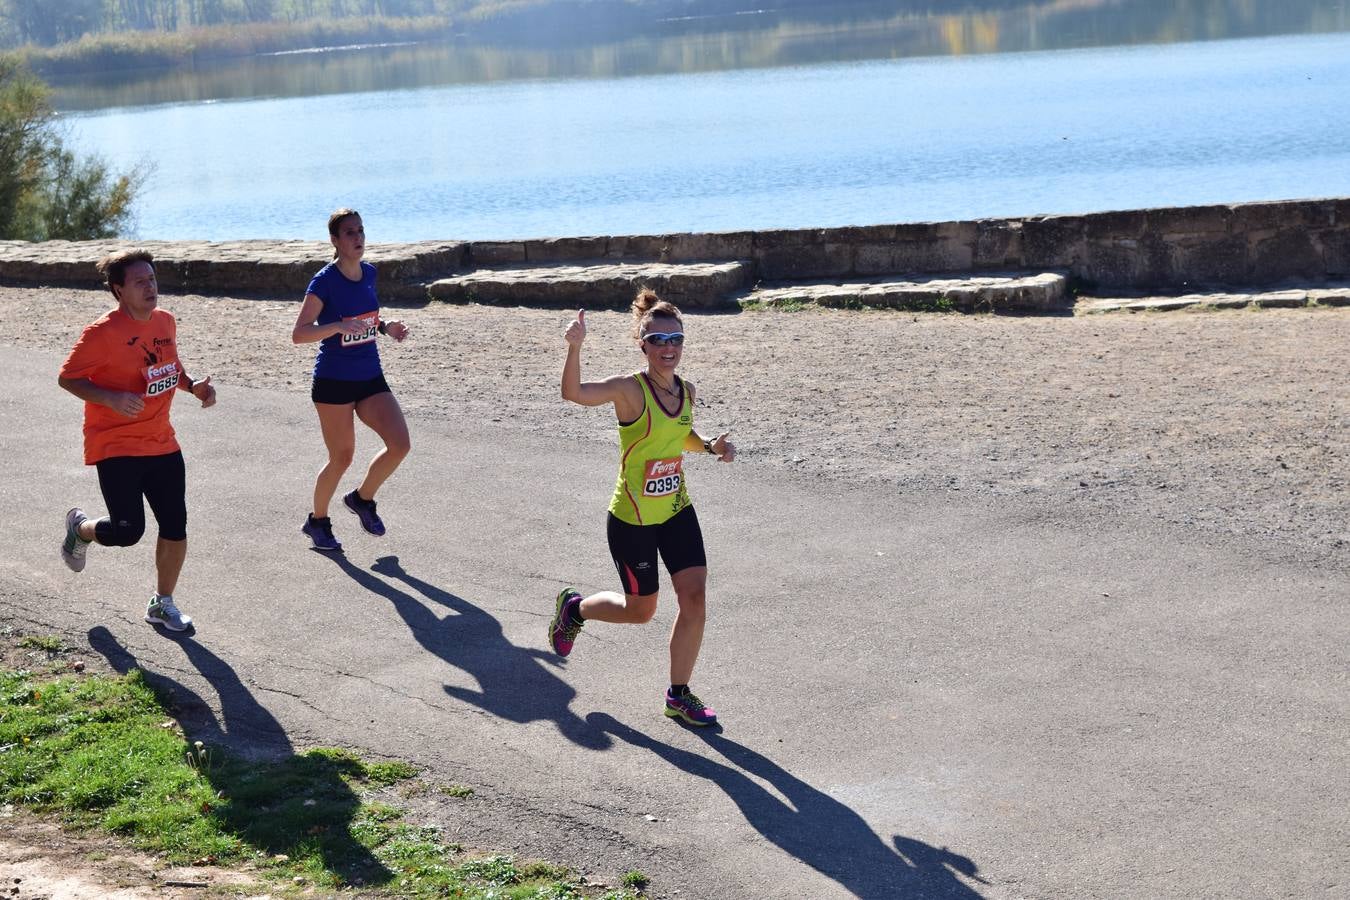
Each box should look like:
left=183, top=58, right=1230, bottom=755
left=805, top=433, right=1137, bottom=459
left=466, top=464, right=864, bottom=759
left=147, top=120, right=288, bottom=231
left=61, top=507, right=91, bottom=573
left=145, top=594, right=193, bottom=632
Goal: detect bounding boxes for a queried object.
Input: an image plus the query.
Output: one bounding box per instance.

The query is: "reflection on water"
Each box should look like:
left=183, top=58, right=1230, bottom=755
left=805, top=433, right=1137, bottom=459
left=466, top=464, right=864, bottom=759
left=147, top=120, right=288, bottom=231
left=63, top=28, right=1350, bottom=242
left=50, top=0, right=1349, bottom=111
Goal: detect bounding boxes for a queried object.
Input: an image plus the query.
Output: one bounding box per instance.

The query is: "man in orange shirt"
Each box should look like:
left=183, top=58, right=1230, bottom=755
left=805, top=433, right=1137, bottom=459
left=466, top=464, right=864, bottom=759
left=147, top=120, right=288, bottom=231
left=58, top=249, right=217, bottom=632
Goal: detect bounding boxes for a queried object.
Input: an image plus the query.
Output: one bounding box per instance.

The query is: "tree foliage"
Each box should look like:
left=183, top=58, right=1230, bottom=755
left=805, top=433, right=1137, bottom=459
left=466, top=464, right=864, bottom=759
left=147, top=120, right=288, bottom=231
left=0, top=58, right=140, bottom=239
left=0, top=0, right=479, bottom=44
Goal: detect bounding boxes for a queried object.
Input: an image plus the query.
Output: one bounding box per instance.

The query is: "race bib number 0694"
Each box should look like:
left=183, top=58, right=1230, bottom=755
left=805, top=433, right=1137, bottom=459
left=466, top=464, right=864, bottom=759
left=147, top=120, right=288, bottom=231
left=642, top=457, right=683, bottom=497
left=342, top=313, right=379, bottom=346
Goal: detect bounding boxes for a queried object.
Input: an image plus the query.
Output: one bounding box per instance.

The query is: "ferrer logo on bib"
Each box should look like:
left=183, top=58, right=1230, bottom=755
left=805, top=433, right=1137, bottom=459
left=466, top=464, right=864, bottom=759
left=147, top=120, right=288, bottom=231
left=642, top=457, right=683, bottom=497
left=144, top=360, right=180, bottom=397
left=342, top=313, right=380, bottom=346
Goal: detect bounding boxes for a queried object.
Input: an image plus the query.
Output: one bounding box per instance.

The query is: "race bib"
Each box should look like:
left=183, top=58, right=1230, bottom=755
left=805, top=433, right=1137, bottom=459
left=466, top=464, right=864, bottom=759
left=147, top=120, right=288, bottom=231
left=144, top=360, right=180, bottom=398
left=642, top=457, right=684, bottom=497
left=341, top=312, right=380, bottom=346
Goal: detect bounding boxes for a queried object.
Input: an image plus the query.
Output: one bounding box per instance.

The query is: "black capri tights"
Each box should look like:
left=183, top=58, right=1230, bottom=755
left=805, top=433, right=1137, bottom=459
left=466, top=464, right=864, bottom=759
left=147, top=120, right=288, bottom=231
left=93, top=451, right=187, bottom=546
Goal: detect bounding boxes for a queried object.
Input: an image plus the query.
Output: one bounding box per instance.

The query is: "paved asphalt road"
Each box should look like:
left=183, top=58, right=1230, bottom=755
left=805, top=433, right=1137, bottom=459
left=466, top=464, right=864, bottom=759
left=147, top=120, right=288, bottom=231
left=2, top=345, right=1346, bottom=899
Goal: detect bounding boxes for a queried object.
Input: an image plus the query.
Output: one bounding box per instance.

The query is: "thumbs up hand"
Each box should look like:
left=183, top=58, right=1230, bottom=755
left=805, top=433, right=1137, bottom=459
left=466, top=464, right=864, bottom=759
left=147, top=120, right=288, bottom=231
left=192, top=374, right=217, bottom=408
left=565, top=309, right=587, bottom=348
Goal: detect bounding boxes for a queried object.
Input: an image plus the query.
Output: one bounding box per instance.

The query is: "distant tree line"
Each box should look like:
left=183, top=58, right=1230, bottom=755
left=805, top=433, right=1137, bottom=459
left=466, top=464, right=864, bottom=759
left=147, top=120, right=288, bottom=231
left=0, top=1, right=475, bottom=46
left=0, top=1, right=1064, bottom=48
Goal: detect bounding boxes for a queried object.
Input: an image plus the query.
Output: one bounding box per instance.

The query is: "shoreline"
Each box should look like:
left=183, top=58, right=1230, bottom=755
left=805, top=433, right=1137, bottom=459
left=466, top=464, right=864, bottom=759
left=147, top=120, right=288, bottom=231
left=1, top=197, right=1347, bottom=305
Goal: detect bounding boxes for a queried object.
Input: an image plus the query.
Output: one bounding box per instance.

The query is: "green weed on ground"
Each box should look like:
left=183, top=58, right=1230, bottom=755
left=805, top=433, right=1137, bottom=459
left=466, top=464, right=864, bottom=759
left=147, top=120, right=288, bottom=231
left=0, top=665, right=641, bottom=898
left=17, top=635, right=66, bottom=653
left=742, top=294, right=961, bottom=312
left=739, top=296, right=817, bottom=312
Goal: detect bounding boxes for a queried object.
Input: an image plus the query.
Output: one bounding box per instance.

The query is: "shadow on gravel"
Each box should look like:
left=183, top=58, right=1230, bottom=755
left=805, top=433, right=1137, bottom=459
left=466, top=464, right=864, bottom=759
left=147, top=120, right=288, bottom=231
left=86, top=626, right=392, bottom=886
left=324, top=554, right=610, bottom=750
left=589, top=712, right=988, bottom=899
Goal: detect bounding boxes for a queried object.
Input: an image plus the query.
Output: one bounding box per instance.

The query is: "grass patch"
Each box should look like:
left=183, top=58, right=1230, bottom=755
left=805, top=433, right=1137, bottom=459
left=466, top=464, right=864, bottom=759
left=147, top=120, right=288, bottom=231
left=739, top=297, right=817, bottom=312
left=0, top=663, right=642, bottom=898
left=17, top=635, right=66, bottom=653
left=440, top=783, right=476, bottom=798
left=621, top=868, right=650, bottom=889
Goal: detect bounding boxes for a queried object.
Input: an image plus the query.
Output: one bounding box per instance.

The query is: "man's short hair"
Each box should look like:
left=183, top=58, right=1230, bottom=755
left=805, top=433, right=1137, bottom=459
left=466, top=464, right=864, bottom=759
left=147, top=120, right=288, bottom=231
left=96, top=249, right=155, bottom=296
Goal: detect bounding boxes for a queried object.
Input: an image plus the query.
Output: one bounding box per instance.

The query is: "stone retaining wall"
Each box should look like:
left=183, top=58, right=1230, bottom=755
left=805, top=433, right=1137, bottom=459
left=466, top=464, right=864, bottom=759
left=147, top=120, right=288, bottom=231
left=0, top=239, right=466, bottom=300
left=477, top=197, right=1350, bottom=289
left=0, top=198, right=1345, bottom=299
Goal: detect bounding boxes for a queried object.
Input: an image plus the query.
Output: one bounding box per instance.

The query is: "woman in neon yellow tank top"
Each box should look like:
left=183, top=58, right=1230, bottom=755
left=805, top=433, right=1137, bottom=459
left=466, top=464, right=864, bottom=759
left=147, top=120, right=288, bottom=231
left=549, top=289, right=736, bottom=727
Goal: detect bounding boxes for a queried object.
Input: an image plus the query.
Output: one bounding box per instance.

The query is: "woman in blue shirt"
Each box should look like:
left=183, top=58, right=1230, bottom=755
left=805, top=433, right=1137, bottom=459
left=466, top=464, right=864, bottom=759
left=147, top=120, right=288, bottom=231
left=291, top=208, right=411, bottom=551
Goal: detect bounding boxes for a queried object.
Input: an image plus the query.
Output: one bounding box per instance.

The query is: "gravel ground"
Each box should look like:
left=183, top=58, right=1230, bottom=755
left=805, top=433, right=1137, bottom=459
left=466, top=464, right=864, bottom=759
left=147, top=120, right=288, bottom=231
left=7, top=285, right=1347, bottom=571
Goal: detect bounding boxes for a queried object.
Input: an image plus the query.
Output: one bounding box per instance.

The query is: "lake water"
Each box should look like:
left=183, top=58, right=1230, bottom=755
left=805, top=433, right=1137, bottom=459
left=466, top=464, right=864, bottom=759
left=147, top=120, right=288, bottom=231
left=55, top=3, right=1350, bottom=242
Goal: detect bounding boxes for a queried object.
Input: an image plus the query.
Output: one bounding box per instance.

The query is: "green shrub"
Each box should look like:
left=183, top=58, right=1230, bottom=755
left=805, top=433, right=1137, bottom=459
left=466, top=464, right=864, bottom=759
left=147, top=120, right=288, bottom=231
left=0, top=57, right=142, bottom=240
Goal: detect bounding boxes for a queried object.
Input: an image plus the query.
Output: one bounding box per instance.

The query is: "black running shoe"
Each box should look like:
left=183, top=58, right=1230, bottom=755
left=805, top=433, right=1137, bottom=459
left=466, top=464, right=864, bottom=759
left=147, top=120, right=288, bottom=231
left=302, top=514, right=343, bottom=552
left=343, top=490, right=386, bottom=536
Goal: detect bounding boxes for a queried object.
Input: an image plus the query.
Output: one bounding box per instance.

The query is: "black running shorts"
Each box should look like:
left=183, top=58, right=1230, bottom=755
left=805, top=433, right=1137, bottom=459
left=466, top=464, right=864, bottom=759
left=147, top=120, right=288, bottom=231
left=606, top=505, right=706, bottom=597
left=93, top=450, right=187, bottom=544
left=311, top=374, right=392, bottom=405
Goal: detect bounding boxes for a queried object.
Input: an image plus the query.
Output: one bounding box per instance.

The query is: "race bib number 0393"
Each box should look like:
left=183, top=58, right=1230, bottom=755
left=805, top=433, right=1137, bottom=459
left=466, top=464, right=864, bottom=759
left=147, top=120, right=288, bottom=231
left=342, top=313, right=379, bottom=346
left=144, top=361, right=180, bottom=398
left=642, top=457, right=683, bottom=497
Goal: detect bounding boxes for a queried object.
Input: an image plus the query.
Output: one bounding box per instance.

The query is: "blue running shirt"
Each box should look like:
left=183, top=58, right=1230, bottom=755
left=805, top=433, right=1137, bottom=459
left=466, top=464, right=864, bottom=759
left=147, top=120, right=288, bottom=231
left=307, top=261, right=382, bottom=380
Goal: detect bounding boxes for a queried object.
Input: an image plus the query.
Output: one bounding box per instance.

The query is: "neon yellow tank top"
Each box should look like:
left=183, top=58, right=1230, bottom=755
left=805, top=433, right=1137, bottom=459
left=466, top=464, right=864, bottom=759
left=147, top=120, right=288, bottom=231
left=608, top=373, right=694, bottom=526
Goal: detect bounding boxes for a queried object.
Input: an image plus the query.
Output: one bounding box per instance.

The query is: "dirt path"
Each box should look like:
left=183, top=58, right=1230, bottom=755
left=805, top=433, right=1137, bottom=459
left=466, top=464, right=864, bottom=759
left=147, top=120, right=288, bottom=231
left=8, top=285, right=1346, bottom=570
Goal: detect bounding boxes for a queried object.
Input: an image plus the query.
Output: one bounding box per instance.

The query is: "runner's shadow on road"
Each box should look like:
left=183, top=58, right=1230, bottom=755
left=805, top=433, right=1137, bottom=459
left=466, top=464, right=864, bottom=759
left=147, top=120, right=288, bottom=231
left=86, top=627, right=391, bottom=886
left=589, top=712, right=988, bottom=900
left=322, top=554, right=610, bottom=750
left=88, top=626, right=290, bottom=754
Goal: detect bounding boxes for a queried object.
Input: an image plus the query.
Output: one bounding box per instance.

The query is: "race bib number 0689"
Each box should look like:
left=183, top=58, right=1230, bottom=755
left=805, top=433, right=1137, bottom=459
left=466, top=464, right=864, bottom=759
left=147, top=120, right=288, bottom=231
left=642, top=457, right=683, bottom=497
left=144, top=361, right=180, bottom=398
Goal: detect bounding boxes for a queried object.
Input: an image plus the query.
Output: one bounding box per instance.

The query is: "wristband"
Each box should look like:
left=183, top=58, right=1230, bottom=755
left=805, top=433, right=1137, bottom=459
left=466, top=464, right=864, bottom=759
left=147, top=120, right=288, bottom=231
left=703, top=439, right=716, bottom=455
left=378, top=320, right=389, bottom=335
left=180, top=375, right=195, bottom=393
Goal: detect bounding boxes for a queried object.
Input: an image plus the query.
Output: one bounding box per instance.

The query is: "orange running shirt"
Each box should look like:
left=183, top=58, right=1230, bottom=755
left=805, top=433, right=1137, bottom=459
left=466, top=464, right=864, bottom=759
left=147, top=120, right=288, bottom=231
left=59, top=307, right=183, bottom=464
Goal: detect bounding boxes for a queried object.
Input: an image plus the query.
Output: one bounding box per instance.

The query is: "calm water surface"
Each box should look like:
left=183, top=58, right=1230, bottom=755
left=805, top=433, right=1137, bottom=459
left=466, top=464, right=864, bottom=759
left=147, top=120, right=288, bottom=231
left=60, top=19, right=1350, bottom=241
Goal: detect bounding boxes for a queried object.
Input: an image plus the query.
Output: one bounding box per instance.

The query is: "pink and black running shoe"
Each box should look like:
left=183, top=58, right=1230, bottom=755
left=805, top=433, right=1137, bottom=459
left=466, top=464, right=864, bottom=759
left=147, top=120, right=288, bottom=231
left=664, top=688, right=717, bottom=727
left=549, top=587, right=584, bottom=656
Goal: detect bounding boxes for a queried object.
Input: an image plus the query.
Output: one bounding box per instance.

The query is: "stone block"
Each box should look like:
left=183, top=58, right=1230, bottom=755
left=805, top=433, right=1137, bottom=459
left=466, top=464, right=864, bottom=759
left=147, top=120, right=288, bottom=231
left=974, top=222, right=1020, bottom=268
left=1084, top=209, right=1149, bottom=241
left=427, top=278, right=470, bottom=303
left=605, top=234, right=669, bottom=259
left=1201, top=294, right=1254, bottom=310
left=1022, top=216, right=1086, bottom=268
left=823, top=224, right=897, bottom=244
left=403, top=241, right=468, bottom=275
left=757, top=243, right=853, bottom=280
left=524, top=237, right=608, bottom=262
left=44, top=260, right=98, bottom=285
left=663, top=231, right=755, bottom=261
left=753, top=230, right=821, bottom=258
left=893, top=222, right=946, bottom=242
left=1169, top=236, right=1249, bottom=286
left=1319, top=230, right=1350, bottom=276
left=1137, top=234, right=1180, bottom=287
left=204, top=259, right=260, bottom=290
left=1081, top=241, right=1143, bottom=287
left=853, top=241, right=969, bottom=275
left=1253, top=290, right=1309, bottom=308
left=470, top=242, right=527, bottom=265
left=1309, top=286, right=1350, bottom=306
left=1144, top=204, right=1230, bottom=237
left=1125, top=297, right=1200, bottom=312
left=1232, top=199, right=1335, bottom=234
left=1251, top=230, right=1324, bottom=282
